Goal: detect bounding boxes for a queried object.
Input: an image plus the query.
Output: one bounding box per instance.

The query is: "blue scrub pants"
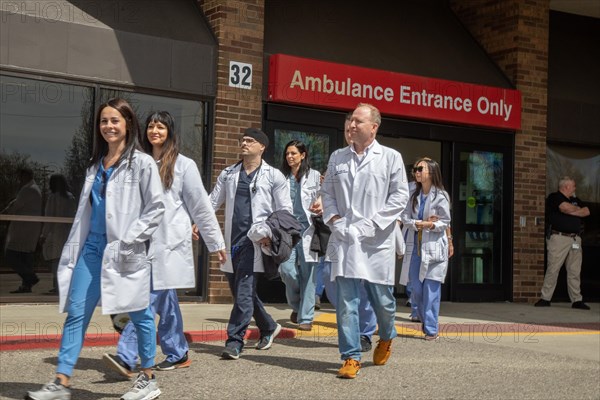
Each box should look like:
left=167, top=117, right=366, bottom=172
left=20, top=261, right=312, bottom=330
left=322, top=261, right=376, bottom=340
left=117, top=289, right=188, bottom=369
left=278, top=244, right=316, bottom=324
left=405, top=281, right=419, bottom=319
left=336, top=276, right=397, bottom=362
left=224, top=237, right=277, bottom=350
left=408, top=246, right=442, bottom=336
left=315, top=257, right=326, bottom=297
left=56, top=233, right=156, bottom=377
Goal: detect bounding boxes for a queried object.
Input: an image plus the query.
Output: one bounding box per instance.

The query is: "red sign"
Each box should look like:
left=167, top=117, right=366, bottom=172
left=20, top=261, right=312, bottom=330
left=268, top=54, right=521, bottom=130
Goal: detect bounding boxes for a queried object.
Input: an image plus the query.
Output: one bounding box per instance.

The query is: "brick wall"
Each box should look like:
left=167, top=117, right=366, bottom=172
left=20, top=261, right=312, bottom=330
left=198, top=0, right=265, bottom=303
left=450, top=0, right=549, bottom=302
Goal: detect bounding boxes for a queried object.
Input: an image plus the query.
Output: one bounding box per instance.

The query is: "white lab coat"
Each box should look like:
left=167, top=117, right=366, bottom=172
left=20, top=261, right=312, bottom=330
left=152, top=154, right=225, bottom=290
left=321, top=140, right=409, bottom=285
left=293, top=168, right=321, bottom=263
left=210, top=160, right=292, bottom=273
left=57, top=150, right=165, bottom=314
left=399, top=186, right=451, bottom=285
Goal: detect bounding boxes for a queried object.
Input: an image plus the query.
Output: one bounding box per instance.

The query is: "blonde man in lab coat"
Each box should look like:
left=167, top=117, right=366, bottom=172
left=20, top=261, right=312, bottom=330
left=321, top=103, right=409, bottom=379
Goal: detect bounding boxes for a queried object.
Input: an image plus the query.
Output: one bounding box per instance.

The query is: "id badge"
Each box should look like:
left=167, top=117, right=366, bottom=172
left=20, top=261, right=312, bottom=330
left=572, top=242, right=580, bottom=250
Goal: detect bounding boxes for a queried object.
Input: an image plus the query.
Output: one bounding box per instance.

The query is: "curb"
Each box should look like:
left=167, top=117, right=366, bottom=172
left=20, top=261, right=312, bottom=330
left=0, top=327, right=298, bottom=352
left=2, top=322, right=598, bottom=351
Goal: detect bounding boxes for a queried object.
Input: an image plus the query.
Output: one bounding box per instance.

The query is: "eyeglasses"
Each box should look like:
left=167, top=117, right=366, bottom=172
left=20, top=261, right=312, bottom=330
left=239, top=138, right=258, bottom=145
left=412, top=166, right=425, bottom=173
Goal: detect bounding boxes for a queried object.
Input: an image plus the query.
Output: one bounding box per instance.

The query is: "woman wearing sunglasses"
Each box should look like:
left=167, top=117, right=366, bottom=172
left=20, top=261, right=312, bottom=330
left=26, top=98, right=165, bottom=400
left=399, top=158, right=451, bottom=341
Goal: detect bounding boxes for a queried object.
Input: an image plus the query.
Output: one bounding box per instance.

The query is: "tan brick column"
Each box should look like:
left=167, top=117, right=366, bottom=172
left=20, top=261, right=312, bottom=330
left=198, top=0, right=265, bottom=303
left=450, top=0, right=549, bottom=302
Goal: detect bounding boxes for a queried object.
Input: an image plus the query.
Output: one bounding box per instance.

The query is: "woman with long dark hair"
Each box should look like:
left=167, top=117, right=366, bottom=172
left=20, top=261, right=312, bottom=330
left=279, top=140, right=321, bottom=330
left=400, top=157, right=451, bottom=341
left=26, top=98, right=165, bottom=400
left=103, top=111, right=225, bottom=377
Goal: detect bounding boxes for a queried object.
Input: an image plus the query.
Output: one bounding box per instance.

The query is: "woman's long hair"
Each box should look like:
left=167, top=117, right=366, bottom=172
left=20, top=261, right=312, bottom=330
left=281, top=140, right=310, bottom=182
left=141, top=111, right=179, bottom=189
left=410, top=157, right=448, bottom=212
left=89, top=98, right=142, bottom=169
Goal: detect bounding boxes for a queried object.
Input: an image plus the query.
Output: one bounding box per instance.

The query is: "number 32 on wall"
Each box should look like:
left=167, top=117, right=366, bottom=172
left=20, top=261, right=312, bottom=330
left=229, top=61, right=252, bottom=90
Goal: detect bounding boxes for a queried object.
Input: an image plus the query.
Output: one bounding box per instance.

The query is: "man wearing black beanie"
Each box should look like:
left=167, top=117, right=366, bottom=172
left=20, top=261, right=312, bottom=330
left=210, top=127, right=292, bottom=359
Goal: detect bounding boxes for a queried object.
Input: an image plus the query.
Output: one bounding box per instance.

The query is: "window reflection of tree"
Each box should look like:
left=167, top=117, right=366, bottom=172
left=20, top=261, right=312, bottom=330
left=62, top=91, right=94, bottom=203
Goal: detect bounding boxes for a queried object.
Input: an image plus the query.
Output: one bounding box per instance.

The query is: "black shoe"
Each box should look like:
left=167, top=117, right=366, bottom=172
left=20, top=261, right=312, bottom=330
left=360, top=336, right=372, bottom=352
left=572, top=301, right=590, bottom=310
left=103, top=353, right=135, bottom=379
left=155, top=351, right=191, bottom=370
left=534, top=299, right=551, bottom=307
left=315, top=295, right=321, bottom=310
left=290, top=311, right=298, bottom=324
left=221, top=345, right=241, bottom=360
left=10, top=285, right=31, bottom=294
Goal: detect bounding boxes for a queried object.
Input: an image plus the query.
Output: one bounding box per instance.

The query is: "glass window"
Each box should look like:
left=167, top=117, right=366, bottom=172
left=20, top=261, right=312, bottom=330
left=1, top=75, right=94, bottom=203
left=100, top=90, right=205, bottom=173
left=458, top=150, right=503, bottom=284
left=1, top=75, right=93, bottom=292
left=1, top=75, right=208, bottom=297
left=273, top=129, right=330, bottom=173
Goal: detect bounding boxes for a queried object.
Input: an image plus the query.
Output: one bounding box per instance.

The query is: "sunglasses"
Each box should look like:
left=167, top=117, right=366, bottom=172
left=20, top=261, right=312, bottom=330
left=412, top=166, right=425, bottom=173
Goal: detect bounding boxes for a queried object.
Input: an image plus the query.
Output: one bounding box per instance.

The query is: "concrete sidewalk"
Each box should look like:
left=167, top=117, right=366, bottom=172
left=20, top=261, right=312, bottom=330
left=1, top=301, right=599, bottom=361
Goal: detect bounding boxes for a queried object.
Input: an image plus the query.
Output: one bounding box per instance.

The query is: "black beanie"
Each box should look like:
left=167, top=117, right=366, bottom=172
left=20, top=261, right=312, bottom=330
left=243, top=127, right=269, bottom=148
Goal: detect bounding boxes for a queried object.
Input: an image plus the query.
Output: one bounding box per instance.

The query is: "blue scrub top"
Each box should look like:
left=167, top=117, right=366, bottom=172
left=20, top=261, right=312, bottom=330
left=90, top=162, right=115, bottom=235
left=412, top=192, right=428, bottom=256
left=289, top=175, right=309, bottom=230
left=231, top=168, right=257, bottom=247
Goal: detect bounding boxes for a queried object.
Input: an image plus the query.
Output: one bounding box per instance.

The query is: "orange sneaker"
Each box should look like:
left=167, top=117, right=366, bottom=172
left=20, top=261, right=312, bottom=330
left=337, top=358, right=361, bottom=379
left=373, top=339, right=392, bottom=365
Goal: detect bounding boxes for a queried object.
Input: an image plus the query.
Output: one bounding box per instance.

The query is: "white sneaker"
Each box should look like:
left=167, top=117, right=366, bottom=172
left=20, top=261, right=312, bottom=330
left=120, top=372, right=161, bottom=400
left=26, top=379, right=71, bottom=400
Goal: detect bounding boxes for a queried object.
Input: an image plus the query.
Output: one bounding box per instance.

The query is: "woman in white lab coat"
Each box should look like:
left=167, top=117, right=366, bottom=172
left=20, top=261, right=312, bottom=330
left=400, top=157, right=451, bottom=341
left=27, top=98, right=165, bottom=400
left=278, top=140, right=321, bottom=330
left=104, top=111, right=226, bottom=376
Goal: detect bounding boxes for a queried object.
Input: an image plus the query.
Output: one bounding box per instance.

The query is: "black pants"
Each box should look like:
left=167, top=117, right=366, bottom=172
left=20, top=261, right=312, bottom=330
left=5, top=249, right=38, bottom=287
left=225, top=237, right=277, bottom=350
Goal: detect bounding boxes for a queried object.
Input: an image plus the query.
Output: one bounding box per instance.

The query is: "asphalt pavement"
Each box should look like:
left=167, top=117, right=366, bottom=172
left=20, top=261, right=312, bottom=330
left=1, top=301, right=599, bottom=399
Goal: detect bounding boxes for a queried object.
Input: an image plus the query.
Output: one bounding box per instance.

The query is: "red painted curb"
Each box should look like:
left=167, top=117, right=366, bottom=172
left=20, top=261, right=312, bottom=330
left=0, top=328, right=298, bottom=352
left=2, top=322, right=597, bottom=351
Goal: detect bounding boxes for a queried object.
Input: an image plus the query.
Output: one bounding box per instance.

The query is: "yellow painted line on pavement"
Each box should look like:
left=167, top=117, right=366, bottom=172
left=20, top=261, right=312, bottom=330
left=295, top=312, right=600, bottom=339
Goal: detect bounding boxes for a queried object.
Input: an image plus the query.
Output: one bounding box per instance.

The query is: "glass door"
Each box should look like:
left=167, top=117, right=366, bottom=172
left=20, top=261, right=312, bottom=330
left=449, top=143, right=512, bottom=301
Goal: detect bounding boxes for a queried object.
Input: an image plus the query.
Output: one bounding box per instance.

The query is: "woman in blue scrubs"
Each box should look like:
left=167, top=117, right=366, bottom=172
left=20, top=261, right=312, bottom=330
left=103, top=111, right=226, bottom=377
left=278, top=140, right=321, bottom=331
left=26, top=98, right=165, bottom=400
left=400, top=157, right=451, bottom=341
